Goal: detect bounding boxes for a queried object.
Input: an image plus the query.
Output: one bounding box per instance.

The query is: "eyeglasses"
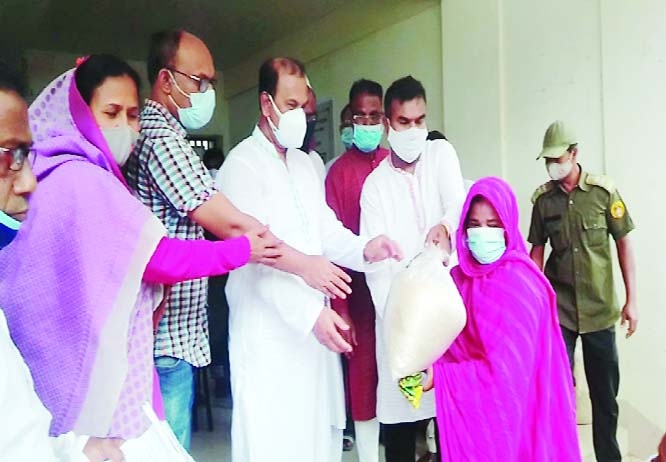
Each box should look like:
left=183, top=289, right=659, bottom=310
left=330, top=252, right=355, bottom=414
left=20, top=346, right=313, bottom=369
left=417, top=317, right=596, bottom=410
left=352, top=114, right=384, bottom=125
left=0, top=144, right=35, bottom=171
left=167, top=68, right=217, bottom=93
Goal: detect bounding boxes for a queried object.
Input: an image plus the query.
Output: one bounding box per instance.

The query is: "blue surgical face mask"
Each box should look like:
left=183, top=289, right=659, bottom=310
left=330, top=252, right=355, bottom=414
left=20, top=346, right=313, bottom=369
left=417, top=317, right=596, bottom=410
left=467, top=226, right=506, bottom=264
left=353, top=123, right=384, bottom=153
left=340, top=126, right=354, bottom=150
left=0, top=210, right=21, bottom=249
left=169, top=71, right=216, bottom=130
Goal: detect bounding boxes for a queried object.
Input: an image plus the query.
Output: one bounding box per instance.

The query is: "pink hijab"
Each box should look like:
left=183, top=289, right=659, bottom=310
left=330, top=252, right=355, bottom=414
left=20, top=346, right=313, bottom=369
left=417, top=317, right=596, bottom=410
left=433, top=177, right=580, bottom=461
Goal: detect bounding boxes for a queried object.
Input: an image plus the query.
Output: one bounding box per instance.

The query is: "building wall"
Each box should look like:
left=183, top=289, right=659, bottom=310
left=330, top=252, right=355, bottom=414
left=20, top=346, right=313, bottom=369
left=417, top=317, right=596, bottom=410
left=442, top=0, right=666, bottom=456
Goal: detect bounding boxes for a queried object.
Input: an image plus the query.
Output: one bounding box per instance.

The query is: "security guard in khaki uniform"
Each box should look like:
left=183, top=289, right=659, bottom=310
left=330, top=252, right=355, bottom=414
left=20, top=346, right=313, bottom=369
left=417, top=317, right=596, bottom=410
left=528, top=121, right=638, bottom=462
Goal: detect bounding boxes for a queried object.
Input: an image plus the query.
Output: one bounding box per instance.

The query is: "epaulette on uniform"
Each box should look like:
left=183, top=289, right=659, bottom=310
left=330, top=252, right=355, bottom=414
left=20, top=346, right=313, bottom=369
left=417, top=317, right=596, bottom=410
left=531, top=181, right=555, bottom=204
left=585, top=173, right=616, bottom=193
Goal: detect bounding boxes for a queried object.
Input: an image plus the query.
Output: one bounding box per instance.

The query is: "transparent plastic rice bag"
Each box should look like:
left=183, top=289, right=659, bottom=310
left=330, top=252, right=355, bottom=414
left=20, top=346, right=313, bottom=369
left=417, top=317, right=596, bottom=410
left=385, top=244, right=467, bottom=381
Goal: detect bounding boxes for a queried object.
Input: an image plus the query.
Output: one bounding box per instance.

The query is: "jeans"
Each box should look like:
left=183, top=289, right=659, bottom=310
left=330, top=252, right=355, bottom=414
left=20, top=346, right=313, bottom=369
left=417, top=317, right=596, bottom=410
left=155, top=356, right=195, bottom=451
left=561, top=326, right=621, bottom=462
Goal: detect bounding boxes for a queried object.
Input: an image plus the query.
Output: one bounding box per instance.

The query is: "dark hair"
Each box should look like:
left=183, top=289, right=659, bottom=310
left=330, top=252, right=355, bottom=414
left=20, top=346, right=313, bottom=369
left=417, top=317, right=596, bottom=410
left=384, top=75, right=427, bottom=118
left=75, top=54, right=141, bottom=105
left=427, top=130, right=447, bottom=141
left=567, top=143, right=578, bottom=152
left=258, top=57, right=305, bottom=97
left=340, top=104, right=351, bottom=123
left=203, top=147, right=225, bottom=170
left=147, top=29, right=183, bottom=86
left=0, top=60, right=27, bottom=98
left=348, top=79, right=382, bottom=104
left=464, top=195, right=488, bottom=228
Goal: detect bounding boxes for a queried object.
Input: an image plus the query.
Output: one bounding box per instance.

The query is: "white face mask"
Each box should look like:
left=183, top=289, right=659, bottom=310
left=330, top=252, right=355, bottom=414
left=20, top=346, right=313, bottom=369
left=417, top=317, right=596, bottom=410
left=547, top=157, right=574, bottom=181
left=101, top=125, right=139, bottom=167
left=387, top=125, right=428, bottom=163
left=266, top=94, right=307, bottom=149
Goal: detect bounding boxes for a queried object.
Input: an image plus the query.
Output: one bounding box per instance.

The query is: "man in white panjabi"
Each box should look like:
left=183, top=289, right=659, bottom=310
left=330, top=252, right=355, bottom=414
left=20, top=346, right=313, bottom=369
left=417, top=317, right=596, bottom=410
left=361, top=76, right=466, bottom=462
left=216, top=57, right=402, bottom=462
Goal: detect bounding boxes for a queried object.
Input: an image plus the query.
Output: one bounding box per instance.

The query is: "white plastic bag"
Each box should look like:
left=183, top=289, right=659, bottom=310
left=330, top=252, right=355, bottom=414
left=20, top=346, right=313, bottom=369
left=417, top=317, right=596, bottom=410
left=384, top=245, right=467, bottom=380
left=120, top=403, right=196, bottom=461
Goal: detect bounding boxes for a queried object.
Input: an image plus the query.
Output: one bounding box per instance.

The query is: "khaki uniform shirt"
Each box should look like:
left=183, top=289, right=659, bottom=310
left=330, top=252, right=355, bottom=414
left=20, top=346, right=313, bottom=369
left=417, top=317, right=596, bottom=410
left=528, top=167, right=634, bottom=333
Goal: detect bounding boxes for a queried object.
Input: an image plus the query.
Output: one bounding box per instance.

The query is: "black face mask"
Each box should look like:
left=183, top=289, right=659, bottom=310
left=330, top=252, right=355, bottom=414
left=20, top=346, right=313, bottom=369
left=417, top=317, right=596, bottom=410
left=301, top=119, right=317, bottom=152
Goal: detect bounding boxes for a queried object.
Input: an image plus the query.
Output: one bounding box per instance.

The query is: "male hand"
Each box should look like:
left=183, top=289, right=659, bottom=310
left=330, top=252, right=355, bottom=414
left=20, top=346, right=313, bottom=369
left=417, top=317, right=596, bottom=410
left=301, top=255, right=352, bottom=299
left=425, top=224, right=452, bottom=258
left=363, top=235, right=403, bottom=263
left=246, top=226, right=282, bottom=265
left=422, top=366, right=434, bottom=392
left=313, top=307, right=353, bottom=354
left=338, top=310, right=357, bottom=358
left=620, top=301, right=638, bottom=338
left=83, top=437, right=125, bottom=462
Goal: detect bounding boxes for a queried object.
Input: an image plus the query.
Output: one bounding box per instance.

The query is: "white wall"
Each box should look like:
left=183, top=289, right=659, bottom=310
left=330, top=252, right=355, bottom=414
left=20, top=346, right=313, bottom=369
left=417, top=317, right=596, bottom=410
left=226, top=5, right=443, bottom=154
left=24, top=50, right=231, bottom=153
left=442, top=0, right=666, bottom=456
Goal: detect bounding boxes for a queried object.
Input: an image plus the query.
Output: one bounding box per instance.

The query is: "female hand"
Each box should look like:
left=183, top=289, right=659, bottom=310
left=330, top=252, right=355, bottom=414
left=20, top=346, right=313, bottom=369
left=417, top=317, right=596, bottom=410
left=245, top=226, right=282, bottom=264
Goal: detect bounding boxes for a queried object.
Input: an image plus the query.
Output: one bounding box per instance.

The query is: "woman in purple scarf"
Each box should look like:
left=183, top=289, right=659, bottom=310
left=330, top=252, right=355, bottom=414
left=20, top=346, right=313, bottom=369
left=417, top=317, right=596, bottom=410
left=0, top=55, right=271, bottom=442
left=426, top=177, right=581, bottom=461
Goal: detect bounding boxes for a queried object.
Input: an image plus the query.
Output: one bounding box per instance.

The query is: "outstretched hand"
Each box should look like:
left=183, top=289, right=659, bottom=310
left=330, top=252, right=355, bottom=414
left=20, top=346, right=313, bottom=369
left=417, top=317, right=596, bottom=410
left=363, top=235, right=403, bottom=263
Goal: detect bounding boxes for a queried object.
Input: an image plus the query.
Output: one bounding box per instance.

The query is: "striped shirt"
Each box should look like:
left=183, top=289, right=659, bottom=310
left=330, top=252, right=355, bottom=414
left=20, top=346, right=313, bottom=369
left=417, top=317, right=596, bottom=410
left=124, top=99, right=217, bottom=367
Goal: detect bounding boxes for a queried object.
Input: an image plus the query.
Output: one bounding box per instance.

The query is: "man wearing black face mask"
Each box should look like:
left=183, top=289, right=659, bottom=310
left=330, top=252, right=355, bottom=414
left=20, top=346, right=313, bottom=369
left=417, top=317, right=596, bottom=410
left=301, top=86, right=326, bottom=182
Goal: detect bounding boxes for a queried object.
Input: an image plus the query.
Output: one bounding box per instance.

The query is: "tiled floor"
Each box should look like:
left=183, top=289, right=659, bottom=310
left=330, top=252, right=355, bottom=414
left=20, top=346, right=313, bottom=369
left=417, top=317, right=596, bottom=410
left=190, top=402, right=649, bottom=462
left=190, top=403, right=367, bottom=461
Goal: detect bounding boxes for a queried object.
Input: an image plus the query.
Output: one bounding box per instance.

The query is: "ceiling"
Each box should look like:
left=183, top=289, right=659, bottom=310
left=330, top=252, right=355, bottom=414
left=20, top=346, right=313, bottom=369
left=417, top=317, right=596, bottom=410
left=0, top=0, right=416, bottom=70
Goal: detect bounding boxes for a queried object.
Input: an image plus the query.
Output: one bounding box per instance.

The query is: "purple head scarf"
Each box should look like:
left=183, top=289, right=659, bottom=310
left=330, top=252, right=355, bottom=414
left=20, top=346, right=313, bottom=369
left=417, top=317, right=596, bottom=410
left=433, top=177, right=580, bottom=461
left=0, top=68, right=165, bottom=437
left=29, top=69, right=127, bottom=185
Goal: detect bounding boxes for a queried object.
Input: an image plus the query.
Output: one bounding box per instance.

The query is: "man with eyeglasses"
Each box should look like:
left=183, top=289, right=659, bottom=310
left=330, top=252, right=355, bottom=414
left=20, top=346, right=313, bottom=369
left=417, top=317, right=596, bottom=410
left=324, top=78, right=390, bottom=462
left=0, top=61, right=127, bottom=462
left=361, top=76, right=466, bottom=462
left=125, top=29, right=360, bottom=450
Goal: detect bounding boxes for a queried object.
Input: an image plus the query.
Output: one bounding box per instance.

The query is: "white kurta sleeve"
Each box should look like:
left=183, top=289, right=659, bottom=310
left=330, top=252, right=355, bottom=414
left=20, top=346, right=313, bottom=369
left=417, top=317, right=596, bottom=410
left=360, top=179, right=394, bottom=319
left=434, top=140, right=467, bottom=234
left=218, top=153, right=324, bottom=336
left=0, top=311, right=89, bottom=462
left=318, top=198, right=368, bottom=272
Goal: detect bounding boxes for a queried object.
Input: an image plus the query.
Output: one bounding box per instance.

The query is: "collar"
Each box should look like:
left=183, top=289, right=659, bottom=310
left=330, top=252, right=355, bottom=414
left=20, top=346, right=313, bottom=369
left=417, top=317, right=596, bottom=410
left=556, top=164, right=589, bottom=193
left=347, top=146, right=385, bottom=164
left=577, top=166, right=591, bottom=192
left=143, top=99, right=187, bottom=138
left=252, top=125, right=282, bottom=157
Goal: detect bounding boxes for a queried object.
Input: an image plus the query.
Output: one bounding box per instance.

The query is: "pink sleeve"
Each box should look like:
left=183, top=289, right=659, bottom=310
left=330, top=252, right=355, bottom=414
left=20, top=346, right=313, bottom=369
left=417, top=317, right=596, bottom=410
left=143, top=236, right=251, bottom=284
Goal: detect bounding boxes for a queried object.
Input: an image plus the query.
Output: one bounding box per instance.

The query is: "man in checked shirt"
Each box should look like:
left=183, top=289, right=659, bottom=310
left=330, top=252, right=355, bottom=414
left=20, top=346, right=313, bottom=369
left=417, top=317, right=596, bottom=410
left=124, top=29, right=355, bottom=449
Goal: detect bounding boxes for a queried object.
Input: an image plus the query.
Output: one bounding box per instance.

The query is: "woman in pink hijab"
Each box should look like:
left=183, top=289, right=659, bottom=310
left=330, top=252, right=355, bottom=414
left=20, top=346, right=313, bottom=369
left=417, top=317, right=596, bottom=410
left=427, top=176, right=580, bottom=461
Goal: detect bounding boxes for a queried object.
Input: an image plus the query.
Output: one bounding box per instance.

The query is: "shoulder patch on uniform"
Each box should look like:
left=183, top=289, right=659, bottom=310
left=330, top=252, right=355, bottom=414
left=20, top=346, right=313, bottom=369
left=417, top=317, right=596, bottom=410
left=531, top=182, right=555, bottom=204
left=585, top=174, right=616, bottom=193
left=610, top=200, right=626, bottom=219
